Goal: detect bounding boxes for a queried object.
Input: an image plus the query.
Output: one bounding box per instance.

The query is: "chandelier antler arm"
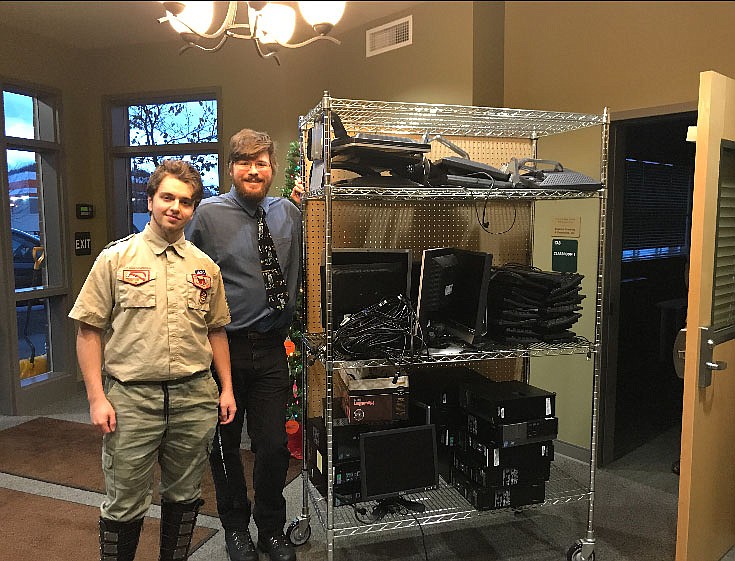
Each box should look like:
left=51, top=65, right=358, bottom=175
left=178, top=33, right=230, bottom=54
left=225, top=25, right=256, bottom=40
left=253, top=39, right=282, bottom=66
left=272, top=35, right=341, bottom=49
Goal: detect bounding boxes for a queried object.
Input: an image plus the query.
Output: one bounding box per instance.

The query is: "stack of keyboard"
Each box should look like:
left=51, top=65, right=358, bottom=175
left=486, top=265, right=584, bottom=344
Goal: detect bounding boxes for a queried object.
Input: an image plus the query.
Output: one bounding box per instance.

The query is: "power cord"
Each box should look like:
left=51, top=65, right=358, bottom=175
left=351, top=500, right=430, bottom=561
left=465, top=188, right=517, bottom=234
left=334, top=295, right=425, bottom=360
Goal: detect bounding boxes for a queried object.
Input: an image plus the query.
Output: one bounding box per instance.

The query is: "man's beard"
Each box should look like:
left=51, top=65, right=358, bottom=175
left=235, top=177, right=271, bottom=202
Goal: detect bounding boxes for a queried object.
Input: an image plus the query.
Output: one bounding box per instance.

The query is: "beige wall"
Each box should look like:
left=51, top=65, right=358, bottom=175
left=504, top=1, right=735, bottom=113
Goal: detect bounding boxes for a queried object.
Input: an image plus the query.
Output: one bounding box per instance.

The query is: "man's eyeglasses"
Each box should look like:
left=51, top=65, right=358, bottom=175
left=234, top=160, right=271, bottom=171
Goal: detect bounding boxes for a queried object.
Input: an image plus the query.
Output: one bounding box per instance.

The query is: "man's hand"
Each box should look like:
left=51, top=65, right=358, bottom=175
left=218, top=388, right=236, bottom=424
left=290, top=178, right=305, bottom=205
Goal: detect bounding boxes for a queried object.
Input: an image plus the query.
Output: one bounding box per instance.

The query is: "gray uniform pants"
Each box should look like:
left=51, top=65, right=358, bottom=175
left=100, top=371, right=219, bottom=521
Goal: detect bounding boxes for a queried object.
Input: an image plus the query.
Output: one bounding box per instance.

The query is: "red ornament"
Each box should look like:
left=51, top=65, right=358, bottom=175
left=284, top=338, right=296, bottom=356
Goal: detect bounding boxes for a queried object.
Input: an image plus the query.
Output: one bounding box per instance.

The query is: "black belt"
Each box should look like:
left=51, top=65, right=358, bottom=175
left=227, top=328, right=288, bottom=341
left=108, top=370, right=210, bottom=386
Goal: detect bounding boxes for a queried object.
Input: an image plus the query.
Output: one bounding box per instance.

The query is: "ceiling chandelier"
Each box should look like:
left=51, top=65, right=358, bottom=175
left=158, top=1, right=346, bottom=64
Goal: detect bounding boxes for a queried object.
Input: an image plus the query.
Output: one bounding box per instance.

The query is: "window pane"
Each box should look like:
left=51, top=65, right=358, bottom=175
left=129, top=153, right=219, bottom=233
left=3, top=91, right=34, bottom=139
left=128, top=100, right=218, bottom=146
left=17, top=296, right=51, bottom=384
left=7, top=149, right=50, bottom=290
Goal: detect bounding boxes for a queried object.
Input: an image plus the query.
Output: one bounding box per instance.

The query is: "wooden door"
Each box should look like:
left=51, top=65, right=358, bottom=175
left=676, top=70, right=735, bottom=561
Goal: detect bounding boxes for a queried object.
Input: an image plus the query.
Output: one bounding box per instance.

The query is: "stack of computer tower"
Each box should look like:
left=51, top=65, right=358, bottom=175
left=452, top=379, right=557, bottom=510
left=486, top=265, right=585, bottom=344
left=408, top=367, right=557, bottom=511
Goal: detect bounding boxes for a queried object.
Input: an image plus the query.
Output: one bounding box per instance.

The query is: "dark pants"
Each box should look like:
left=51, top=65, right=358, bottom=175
left=209, top=330, right=291, bottom=537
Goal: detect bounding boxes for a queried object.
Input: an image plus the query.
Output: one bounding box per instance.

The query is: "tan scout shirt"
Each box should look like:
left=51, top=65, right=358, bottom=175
left=69, top=224, right=231, bottom=382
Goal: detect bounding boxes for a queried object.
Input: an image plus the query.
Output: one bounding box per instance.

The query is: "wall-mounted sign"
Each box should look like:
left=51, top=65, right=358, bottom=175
left=551, top=216, right=581, bottom=238
left=552, top=238, right=578, bottom=272
left=75, top=232, right=91, bottom=256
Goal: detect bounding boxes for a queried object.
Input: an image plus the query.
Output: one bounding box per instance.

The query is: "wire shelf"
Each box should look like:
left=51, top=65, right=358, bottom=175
left=304, top=333, right=596, bottom=369
left=306, top=462, right=590, bottom=538
left=302, top=98, right=605, bottom=138
left=305, top=185, right=603, bottom=201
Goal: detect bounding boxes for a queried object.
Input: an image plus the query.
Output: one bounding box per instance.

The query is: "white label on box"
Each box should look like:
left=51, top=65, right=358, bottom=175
left=546, top=398, right=552, bottom=416
left=493, top=448, right=500, bottom=467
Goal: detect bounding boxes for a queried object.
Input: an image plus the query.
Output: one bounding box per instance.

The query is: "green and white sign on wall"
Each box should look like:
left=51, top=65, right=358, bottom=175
left=552, top=238, right=578, bottom=272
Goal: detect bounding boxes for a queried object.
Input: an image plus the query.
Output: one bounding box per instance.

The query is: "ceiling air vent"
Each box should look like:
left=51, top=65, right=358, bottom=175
left=366, top=15, right=412, bottom=58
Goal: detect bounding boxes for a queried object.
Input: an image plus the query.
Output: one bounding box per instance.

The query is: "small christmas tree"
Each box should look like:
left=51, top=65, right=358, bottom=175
left=280, top=141, right=301, bottom=201
left=280, top=140, right=303, bottom=424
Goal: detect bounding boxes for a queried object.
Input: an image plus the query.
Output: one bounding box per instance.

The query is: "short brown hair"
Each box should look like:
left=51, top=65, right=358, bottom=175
left=228, top=128, right=277, bottom=174
left=146, top=159, right=204, bottom=208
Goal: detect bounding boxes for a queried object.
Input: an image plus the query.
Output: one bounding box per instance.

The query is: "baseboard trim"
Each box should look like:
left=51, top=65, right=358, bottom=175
left=555, top=439, right=590, bottom=463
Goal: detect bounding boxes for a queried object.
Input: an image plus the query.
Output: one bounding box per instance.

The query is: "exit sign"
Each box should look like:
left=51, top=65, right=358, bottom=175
left=75, top=232, right=91, bottom=256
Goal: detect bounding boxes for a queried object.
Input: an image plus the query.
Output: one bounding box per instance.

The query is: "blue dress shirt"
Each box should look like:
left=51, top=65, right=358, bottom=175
left=185, top=186, right=302, bottom=333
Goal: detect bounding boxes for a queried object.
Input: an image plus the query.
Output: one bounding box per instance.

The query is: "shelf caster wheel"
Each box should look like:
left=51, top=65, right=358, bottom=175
left=567, top=541, right=595, bottom=561
left=286, top=519, right=311, bottom=546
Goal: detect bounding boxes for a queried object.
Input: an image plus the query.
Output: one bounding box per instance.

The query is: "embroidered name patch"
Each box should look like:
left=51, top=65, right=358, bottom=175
left=122, top=269, right=151, bottom=285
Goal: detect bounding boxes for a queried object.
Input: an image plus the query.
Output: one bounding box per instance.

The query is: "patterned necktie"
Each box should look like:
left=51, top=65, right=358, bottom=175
left=257, top=206, right=289, bottom=310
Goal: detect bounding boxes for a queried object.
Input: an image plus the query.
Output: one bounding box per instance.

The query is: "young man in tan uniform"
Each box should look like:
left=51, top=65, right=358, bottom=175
left=69, top=159, right=236, bottom=561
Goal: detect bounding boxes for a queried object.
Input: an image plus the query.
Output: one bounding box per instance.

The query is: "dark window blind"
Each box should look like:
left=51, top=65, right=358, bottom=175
left=622, top=158, right=692, bottom=261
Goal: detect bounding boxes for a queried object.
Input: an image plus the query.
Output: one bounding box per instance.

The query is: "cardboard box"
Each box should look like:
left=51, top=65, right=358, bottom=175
left=335, top=370, right=409, bottom=424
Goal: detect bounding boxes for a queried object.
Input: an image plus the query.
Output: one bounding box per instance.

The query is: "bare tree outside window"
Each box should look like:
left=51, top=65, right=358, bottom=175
left=110, top=97, right=221, bottom=233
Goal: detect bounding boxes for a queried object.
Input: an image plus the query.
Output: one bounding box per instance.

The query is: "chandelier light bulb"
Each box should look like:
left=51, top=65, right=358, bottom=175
left=157, top=0, right=344, bottom=63
left=299, top=1, right=346, bottom=35
left=166, top=1, right=214, bottom=35
left=253, top=3, right=297, bottom=45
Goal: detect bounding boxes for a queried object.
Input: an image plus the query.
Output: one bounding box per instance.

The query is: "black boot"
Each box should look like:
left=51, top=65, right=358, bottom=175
left=99, top=517, right=144, bottom=561
left=159, top=498, right=204, bottom=560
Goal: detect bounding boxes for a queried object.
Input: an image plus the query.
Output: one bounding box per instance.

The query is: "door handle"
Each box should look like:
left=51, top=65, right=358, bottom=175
left=705, top=360, right=727, bottom=371
left=698, top=326, right=731, bottom=387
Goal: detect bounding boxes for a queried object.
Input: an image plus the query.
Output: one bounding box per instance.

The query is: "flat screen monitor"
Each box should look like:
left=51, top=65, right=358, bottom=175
left=359, top=424, right=438, bottom=502
left=321, top=248, right=412, bottom=328
left=416, top=247, right=493, bottom=344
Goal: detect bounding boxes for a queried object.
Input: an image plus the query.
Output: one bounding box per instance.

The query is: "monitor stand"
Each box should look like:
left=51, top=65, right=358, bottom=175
left=372, top=495, right=427, bottom=520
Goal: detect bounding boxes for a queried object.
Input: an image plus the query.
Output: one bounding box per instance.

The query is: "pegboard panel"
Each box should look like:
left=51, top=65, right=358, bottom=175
left=303, top=199, right=532, bottom=332
left=306, top=360, right=326, bottom=418
left=424, top=136, right=533, bottom=170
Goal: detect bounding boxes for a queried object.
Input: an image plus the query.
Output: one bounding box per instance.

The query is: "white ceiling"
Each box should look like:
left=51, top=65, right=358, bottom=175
left=0, top=1, right=423, bottom=50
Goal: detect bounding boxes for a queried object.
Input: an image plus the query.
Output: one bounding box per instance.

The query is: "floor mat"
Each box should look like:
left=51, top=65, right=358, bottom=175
left=0, top=487, right=216, bottom=560
left=0, top=417, right=302, bottom=517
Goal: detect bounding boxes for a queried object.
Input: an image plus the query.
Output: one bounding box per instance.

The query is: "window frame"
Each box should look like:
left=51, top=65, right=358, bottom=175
left=103, top=87, right=223, bottom=240
left=0, top=77, right=73, bottom=414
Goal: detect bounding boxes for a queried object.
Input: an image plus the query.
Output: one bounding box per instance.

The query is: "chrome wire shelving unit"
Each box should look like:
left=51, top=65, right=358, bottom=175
left=305, top=461, right=591, bottom=539
left=291, top=92, right=609, bottom=561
